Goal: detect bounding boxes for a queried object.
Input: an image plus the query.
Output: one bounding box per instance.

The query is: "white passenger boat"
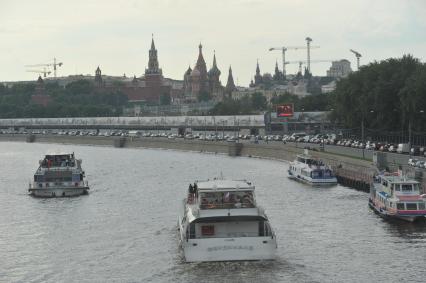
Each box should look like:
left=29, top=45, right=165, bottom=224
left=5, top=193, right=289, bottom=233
left=369, top=173, right=426, bottom=222
left=288, top=150, right=337, bottom=186
left=28, top=152, right=89, bottom=197
left=178, top=179, right=277, bottom=262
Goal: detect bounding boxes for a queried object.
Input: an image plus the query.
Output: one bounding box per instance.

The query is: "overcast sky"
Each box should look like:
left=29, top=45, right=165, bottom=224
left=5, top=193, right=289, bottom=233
left=1, top=0, right=425, bottom=85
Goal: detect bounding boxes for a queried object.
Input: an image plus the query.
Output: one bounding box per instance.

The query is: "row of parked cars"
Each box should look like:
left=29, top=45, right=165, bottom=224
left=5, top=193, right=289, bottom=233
left=408, top=158, right=426, bottom=168
left=282, top=132, right=426, bottom=156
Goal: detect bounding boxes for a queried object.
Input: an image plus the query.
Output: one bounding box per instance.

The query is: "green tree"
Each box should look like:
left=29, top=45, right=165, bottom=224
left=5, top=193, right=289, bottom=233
left=160, top=93, right=171, bottom=105
left=251, top=92, right=267, bottom=111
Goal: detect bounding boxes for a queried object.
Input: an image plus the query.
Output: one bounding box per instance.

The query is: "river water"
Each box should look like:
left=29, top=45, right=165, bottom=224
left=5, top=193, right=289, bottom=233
left=0, top=142, right=425, bottom=283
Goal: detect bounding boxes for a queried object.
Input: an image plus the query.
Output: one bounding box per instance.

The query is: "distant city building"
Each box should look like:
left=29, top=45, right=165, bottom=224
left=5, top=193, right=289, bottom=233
left=225, top=66, right=237, bottom=96
left=250, top=60, right=285, bottom=88
left=31, top=76, right=51, bottom=106
left=183, top=44, right=225, bottom=102
left=92, top=36, right=182, bottom=104
left=321, top=80, right=336, bottom=93
left=94, top=66, right=103, bottom=87
left=326, top=59, right=352, bottom=78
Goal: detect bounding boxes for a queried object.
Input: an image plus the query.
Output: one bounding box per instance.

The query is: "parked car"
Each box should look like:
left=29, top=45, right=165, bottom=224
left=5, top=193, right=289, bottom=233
left=408, top=158, right=418, bottom=166
left=397, top=143, right=410, bottom=154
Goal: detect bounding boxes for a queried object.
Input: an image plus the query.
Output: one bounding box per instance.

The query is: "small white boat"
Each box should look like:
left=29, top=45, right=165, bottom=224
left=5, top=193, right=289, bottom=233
left=369, top=173, right=426, bottom=222
left=288, top=150, right=337, bottom=186
left=28, top=152, right=89, bottom=197
left=178, top=179, right=277, bottom=262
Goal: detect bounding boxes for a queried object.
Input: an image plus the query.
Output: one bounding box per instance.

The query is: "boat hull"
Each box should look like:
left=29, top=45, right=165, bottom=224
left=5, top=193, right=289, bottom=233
left=29, top=186, right=89, bottom=197
left=288, top=170, right=337, bottom=186
left=368, top=199, right=424, bottom=223
left=180, top=236, right=277, bottom=262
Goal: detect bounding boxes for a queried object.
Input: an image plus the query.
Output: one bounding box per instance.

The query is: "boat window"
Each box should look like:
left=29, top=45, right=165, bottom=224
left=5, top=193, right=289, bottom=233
left=34, top=175, right=44, bottom=182
left=189, top=223, right=196, bottom=239
left=418, top=203, right=425, bottom=210
left=406, top=203, right=417, bottom=210
left=201, top=225, right=215, bottom=236
left=45, top=177, right=72, bottom=182
left=199, top=191, right=255, bottom=209
left=413, top=184, right=420, bottom=191
left=401, top=184, right=413, bottom=192
left=397, top=203, right=405, bottom=210
left=258, top=221, right=265, bottom=236
left=394, top=184, right=400, bottom=191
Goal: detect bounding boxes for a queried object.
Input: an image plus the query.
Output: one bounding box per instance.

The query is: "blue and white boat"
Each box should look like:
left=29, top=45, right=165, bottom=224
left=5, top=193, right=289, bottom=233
left=288, top=150, right=337, bottom=186
left=29, top=152, right=89, bottom=197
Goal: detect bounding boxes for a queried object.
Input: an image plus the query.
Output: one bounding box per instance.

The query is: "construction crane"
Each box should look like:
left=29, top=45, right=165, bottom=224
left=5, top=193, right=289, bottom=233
left=349, top=49, right=362, bottom=70
left=269, top=45, right=319, bottom=77
left=305, top=37, right=313, bottom=73
left=26, top=68, right=51, bottom=78
left=285, top=59, right=336, bottom=75
left=25, top=58, right=63, bottom=78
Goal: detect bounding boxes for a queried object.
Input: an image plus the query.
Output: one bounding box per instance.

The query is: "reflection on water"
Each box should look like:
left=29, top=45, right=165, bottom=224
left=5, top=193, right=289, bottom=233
left=0, top=142, right=425, bottom=283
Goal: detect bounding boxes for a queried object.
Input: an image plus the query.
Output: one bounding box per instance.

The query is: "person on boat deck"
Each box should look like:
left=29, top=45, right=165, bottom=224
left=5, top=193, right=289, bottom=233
left=201, top=198, right=208, bottom=207
left=193, top=183, right=198, bottom=197
left=188, top=184, right=193, bottom=194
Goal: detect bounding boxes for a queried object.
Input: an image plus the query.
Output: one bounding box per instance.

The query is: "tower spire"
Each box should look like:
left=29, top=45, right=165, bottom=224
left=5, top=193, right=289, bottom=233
left=146, top=34, right=162, bottom=75
left=213, top=50, right=217, bottom=67
left=256, top=59, right=260, bottom=75
left=225, top=65, right=236, bottom=95
left=151, top=33, right=155, bottom=50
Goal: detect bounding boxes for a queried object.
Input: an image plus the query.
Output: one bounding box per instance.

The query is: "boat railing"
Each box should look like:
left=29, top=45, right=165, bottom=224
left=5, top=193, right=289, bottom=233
left=187, top=193, right=256, bottom=209
left=30, top=180, right=88, bottom=188
left=199, top=202, right=256, bottom=210
left=37, top=165, right=78, bottom=172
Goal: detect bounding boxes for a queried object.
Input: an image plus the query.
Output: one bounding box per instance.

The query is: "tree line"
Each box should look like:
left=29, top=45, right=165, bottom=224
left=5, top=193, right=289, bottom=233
left=0, top=80, right=128, bottom=118
left=210, top=91, right=334, bottom=115
left=331, top=55, right=426, bottom=132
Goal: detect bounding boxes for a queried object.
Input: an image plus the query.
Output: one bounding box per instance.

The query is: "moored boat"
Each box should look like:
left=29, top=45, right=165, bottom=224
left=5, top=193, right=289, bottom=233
left=178, top=179, right=277, bottom=262
left=369, top=173, right=426, bottom=222
left=288, top=150, right=337, bottom=186
left=28, top=152, right=89, bottom=197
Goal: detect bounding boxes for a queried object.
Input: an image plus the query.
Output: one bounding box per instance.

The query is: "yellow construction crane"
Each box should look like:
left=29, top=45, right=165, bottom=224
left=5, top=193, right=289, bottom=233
left=25, top=58, right=63, bottom=78
left=285, top=59, right=335, bottom=75
left=26, top=68, right=51, bottom=78
left=349, top=49, right=361, bottom=70
left=269, top=45, right=319, bottom=77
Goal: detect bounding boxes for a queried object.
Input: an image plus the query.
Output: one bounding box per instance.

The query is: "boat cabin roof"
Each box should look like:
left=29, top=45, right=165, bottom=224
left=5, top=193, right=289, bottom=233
left=196, top=179, right=254, bottom=192
left=379, top=175, right=419, bottom=185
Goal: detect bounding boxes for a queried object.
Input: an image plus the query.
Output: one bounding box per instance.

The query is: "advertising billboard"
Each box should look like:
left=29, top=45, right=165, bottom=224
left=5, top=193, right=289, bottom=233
left=276, top=104, right=294, bottom=117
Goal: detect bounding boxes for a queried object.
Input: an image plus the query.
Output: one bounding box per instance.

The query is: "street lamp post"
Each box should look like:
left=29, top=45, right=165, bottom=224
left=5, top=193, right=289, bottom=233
left=361, top=110, right=374, bottom=160
left=409, top=110, right=425, bottom=151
